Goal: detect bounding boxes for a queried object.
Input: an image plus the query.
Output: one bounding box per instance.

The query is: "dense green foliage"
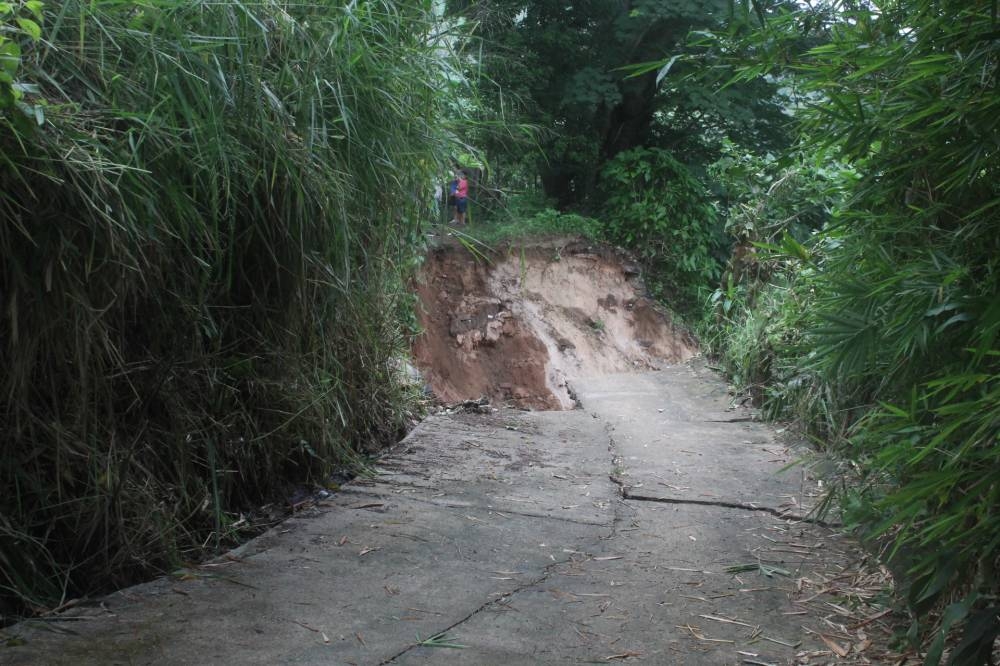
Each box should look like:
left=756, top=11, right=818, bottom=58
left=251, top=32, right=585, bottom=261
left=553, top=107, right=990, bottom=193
left=453, top=0, right=790, bottom=206
left=444, top=1, right=796, bottom=323
left=705, top=0, right=1000, bottom=660
left=0, top=0, right=458, bottom=617
left=601, top=148, right=722, bottom=309
left=0, top=2, right=43, bottom=117
left=704, top=146, right=856, bottom=411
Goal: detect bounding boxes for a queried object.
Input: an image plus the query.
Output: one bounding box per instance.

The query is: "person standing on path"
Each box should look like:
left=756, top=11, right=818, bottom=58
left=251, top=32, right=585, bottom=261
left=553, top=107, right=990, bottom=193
left=454, top=170, right=469, bottom=226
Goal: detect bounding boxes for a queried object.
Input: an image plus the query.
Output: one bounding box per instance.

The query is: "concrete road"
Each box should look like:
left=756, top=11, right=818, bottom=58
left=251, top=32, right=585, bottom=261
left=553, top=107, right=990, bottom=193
left=1, top=362, right=887, bottom=665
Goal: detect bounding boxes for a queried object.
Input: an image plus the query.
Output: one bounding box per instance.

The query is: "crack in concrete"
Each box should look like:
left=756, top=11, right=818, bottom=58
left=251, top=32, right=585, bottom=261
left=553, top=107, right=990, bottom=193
left=600, top=421, right=842, bottom=528
left=379, top=544, right=603, bottom=665
left=468, top=506, right=610, bottom=527
left=379, top=422, right=625, bottom=664
left=379, top=481, right=618, bottom=665
left=618, top=489, right=842, bottom=527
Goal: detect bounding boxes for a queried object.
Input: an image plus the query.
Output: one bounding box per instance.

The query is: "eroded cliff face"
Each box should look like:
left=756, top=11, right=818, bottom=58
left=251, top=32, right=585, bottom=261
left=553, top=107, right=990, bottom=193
left=412, top=239, right=697, bottom=409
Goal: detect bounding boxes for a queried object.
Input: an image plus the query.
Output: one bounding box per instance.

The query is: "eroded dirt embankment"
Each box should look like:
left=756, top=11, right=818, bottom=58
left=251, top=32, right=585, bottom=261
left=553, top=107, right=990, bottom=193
left=411, top=238, right=697, bottom=409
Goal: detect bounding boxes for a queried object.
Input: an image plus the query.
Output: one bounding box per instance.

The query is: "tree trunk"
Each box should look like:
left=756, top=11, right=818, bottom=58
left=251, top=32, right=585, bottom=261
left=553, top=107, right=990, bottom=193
left=540, top=165, right=576, bottom=209
left=599, top=72, right=658, bottom=163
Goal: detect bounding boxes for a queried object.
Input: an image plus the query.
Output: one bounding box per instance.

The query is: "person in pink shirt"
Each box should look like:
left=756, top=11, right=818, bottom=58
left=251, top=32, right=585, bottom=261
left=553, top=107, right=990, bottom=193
left=454, top=170, right=469, bottom=226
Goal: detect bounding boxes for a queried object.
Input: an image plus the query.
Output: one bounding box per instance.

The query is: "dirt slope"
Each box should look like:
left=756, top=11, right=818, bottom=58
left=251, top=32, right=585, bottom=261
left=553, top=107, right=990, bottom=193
left=411, top=238, right=696, bottom=409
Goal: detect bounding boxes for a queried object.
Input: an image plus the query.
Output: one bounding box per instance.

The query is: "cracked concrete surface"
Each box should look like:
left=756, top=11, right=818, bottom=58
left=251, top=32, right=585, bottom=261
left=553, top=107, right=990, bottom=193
left=2, top=361, right=867, bottom=665
left=618, top=491, right=841, bottom=527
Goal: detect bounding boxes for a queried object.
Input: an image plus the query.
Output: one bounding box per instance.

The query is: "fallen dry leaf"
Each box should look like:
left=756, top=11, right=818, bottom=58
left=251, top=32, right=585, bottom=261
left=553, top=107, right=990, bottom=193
left=605, top=650, right=643, bottom=660
left=820, top=634, right=850, bottom=658
left=292, top=620, right=319, bottom=633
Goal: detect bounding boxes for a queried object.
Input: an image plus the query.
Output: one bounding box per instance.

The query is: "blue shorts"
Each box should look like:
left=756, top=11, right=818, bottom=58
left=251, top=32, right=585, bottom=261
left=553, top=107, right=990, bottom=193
left=456, top=197, right=467, bottom=213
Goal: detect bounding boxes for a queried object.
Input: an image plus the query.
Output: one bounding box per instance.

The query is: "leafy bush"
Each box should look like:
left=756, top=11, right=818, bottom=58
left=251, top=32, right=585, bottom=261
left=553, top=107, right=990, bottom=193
left=702, top=145, right=855, bottom=417
left=0, top=0, right=458, bottom=617
left=600, top=147, right=723, bottom=310
left=0, top=2, right=43, bottom=117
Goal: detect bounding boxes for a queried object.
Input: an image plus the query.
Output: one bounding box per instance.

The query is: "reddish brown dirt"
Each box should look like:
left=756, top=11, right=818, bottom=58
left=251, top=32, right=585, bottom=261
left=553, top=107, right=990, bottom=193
left=411, top=238, right=697, bottom=410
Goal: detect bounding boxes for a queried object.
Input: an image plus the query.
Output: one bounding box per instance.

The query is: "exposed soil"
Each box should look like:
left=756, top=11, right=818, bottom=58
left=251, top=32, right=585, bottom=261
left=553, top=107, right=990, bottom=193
left=411, top=237, right=697, bottom=409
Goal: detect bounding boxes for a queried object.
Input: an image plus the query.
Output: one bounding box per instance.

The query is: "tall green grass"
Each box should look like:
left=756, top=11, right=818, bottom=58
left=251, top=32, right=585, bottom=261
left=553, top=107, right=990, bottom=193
left=0, top=0, right=459, bottom=617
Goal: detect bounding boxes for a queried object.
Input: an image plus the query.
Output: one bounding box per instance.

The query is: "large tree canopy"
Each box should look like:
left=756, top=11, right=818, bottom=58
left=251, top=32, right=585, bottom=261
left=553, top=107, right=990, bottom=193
left=456, top=0, right=790, bottom=205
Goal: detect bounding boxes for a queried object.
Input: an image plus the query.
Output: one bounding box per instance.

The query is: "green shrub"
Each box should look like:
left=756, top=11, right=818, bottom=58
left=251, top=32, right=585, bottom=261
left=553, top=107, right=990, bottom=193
left=600, top=147, right=723, bottom=310
left=0, top=0, right=458, bottom=617
left=0, top=1, right=44, bottom=120
left=702, top=145, right=855, bottom=430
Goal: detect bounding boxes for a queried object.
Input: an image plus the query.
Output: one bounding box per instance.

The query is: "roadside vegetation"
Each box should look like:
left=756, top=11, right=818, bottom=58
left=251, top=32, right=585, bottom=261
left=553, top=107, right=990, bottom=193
left=1, top=0, right=463, bottom=620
